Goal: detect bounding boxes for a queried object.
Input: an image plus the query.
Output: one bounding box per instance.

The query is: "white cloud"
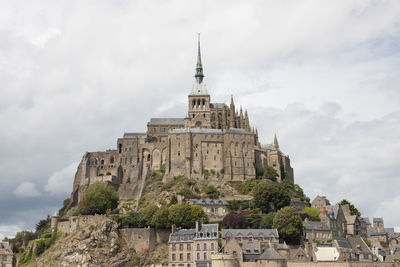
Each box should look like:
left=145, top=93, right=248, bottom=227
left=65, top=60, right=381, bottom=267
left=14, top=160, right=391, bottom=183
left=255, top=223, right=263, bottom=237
left=0, top=225, right=22, bottom=240
left=14, top=182, right=41, bottom=198
left=45, top=162, right=78, bottom=195
left=0, top=0, right=399, bottom=230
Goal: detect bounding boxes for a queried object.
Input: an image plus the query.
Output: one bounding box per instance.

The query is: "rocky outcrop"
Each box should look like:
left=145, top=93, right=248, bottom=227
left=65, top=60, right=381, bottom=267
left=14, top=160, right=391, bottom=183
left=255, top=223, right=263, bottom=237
left=26, top=217, right=137, bottom=267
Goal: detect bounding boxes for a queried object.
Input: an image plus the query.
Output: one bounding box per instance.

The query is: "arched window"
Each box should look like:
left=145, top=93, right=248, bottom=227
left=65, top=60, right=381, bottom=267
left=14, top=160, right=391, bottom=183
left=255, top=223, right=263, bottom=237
left=197, top=99, right=200, bottom=107
left=192, top=100, right=195, bottom=108
left=101, top=159, right=104, bottom=165
left=110, top=156, right=114, bottom=164
left=202, top=99, right=205, bottom=107
left=118, top=143, right=122, bottom=153
left=147, top=154, right=151, bottom=161
left=204, top=252, right=207, bottom=260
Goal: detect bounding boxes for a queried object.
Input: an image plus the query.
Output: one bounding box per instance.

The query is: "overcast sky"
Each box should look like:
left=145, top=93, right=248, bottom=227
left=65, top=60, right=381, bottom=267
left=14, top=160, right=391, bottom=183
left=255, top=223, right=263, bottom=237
left=1, top=0, right=400, bottom=239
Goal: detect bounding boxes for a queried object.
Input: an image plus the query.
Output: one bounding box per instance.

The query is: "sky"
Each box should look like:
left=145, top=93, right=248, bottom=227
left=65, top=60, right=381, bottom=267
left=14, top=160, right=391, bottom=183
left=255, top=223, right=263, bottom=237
left=1, top=0, right=400, bottom=239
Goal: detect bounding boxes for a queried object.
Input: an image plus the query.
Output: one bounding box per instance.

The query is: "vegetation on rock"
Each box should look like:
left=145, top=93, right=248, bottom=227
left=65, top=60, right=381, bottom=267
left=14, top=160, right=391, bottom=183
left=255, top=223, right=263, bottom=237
left=252, top=183, right=291, bottom=213
left=79, top=182, right=119, bottom=215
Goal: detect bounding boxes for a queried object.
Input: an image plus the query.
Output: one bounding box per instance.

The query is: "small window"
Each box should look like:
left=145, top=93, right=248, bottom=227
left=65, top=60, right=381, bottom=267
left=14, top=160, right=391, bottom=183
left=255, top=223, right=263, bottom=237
left=187, top=253, right=191, bottom=261
left=180, top=244, right=183, bottom=251
left=172, top=253, right=176, bottom=261
left=204, top=252, right=207, bottom=260
left=197, top=253, right=200, bottom=260
left=180, top=253, right=183, bottom=261
left=203, top=114, right=206, bottom=118
left=197, top=244, right=200, bottom=251
left=178, top=151, right=180, bottom=156
left=203, top=243, right=207, bottom=250
left=211, top=243, right=214, bottom=250
left=187, top=244, right=191, bottom=250
left=172, top=244, right=176, bottom=251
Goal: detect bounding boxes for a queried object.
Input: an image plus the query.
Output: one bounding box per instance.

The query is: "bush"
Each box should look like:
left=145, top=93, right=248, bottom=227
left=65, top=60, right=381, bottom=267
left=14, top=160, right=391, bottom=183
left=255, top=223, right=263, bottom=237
left=58, top=198, right=70, bottom=217
left=168, top=204, right=208, bottom=228
left=83, top=206, right=101, bottom=215
left=222, top=213, right=248, bottom=229
left=66, top=207, right=80, bottom=217
left=78, top=182, right=119, bottom=214
left=203, top=169, right=210, bottom=179
left=260, top=212, right=276, bottom=229
left=35, top=215, right=50, bottom=233
left=177, top=188, right=198, bottom=199
left=203, top=184, right=219, bottom=199
left=252, top=183, right=290, bottom=213
left=302, top=207, right=320, bottom=221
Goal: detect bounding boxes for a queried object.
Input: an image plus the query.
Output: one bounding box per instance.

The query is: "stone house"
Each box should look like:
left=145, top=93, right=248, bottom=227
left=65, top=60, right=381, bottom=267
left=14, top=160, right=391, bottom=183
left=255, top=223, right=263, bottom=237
left=192, top=200, right=228, bottom=222
left=347, top=236, right=373, bottom=262
left=345, top=215, right=362, bottom=237
left=303, top=220, right=332, bottom=243
left=311, top=195, right=331, bottom=210
left=319, top=205, right=347, bottom=238
left=221, top=229, right=279, bottom=249
left=168, top=222, right=218, bottom=267
left=0, top=242, right=13, bottom=267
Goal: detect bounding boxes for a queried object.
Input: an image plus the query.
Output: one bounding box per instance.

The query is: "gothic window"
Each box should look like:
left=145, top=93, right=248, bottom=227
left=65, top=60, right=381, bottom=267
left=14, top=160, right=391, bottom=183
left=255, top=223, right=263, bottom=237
left=110, top=156, right=114, bottom=164
left=192, top=100, right=195, bottom=108
left=197, top=99, right=200, bottom=107
left=147, top=154, right=151, bottom=161
left=101, top=159, right=104, bottom=165
left=118, top=143, right=122, bottom=153
left=178, top=151, right=180, bottom=156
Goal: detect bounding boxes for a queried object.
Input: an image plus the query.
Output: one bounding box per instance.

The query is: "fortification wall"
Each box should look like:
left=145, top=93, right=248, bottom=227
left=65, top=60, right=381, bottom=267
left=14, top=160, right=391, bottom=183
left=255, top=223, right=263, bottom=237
left=56, top=215, right=107, bottom=235
left=119, top=228, right=171, bottom=253
left=238, top=262, right=399, bottom=267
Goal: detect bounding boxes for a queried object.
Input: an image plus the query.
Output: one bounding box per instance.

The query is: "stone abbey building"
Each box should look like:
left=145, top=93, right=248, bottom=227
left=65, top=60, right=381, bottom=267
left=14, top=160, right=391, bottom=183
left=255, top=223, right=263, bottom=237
left=68, top=38, right=294, bottom=207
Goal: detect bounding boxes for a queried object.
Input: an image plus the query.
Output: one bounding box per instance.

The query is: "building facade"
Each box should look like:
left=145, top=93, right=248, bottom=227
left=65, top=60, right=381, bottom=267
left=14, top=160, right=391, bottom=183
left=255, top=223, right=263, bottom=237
left=168, top=222, right=218, bottom=267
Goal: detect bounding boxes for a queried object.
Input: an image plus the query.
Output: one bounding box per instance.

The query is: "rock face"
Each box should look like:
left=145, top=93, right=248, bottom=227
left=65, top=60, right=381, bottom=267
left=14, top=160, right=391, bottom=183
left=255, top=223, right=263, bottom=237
left=27, top=217, right=138, bottom=267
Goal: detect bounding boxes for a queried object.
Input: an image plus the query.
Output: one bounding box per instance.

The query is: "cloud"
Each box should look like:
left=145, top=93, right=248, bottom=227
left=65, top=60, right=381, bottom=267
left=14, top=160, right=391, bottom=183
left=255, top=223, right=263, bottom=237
left=45, top=162, right=78, bottom=195
left=14, top=182, right=41, bottom=198
left=0, top=0, right=399, bottom=237
left=0, top=225, right=22, bottom=241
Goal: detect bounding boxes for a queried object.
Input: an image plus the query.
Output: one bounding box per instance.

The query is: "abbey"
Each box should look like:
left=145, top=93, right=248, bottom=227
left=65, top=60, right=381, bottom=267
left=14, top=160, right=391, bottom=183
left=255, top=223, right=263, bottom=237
left=68, top=38, right=294, bottom=206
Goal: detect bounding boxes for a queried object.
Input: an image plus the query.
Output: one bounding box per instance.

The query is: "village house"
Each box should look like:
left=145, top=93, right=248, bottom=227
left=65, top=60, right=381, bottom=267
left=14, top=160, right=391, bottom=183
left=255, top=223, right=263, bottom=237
left=303, top=220, right=332, bottom=243
left=192, top=200, right=228, bottom=222
left=168, top=222, right=218, bottom=267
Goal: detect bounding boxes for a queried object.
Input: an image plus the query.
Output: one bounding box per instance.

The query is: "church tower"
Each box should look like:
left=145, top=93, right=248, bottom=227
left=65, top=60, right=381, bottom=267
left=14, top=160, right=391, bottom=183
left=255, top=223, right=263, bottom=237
left=187, top=34, right=211, bottom=128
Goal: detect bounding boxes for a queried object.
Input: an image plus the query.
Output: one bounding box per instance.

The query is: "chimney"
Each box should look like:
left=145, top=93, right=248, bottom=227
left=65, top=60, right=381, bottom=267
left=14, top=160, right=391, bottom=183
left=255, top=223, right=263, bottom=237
left=171, top=224, right=176, bottom=234
left=320, top=206, right=326, bottom=216
left=196, top=221, right=201, bottom=232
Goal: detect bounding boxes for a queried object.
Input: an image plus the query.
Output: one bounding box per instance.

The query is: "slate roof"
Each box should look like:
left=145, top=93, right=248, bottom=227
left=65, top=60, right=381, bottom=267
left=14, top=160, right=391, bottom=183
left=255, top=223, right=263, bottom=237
left=170, top=229, right=196, bottom=242
left=222, top=229, right=279, bottom=238
left=190, top=80, right=208, bottom=95
left=303, top=221, right=330, bottom=231
left=258, top=247, right=285, bottom=260
left=334, top=237, right=352, bottom=249
left=123, top=132, right=146, bottom=138
left=148, top=118, right=185, bottom=125
left=242, top=243, right=261, bottom=254
left=210, top=103, right=226, bottom=109
left=194, top=224, right=219, bottom=240
left=347, top=236, right=371, bottom=255
left=193, top=199, right=228, bottom=206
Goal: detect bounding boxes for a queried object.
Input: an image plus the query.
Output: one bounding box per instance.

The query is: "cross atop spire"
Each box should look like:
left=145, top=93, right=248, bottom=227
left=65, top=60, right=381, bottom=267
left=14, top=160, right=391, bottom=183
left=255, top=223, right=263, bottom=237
left=195, top=33, right=204, bottom=83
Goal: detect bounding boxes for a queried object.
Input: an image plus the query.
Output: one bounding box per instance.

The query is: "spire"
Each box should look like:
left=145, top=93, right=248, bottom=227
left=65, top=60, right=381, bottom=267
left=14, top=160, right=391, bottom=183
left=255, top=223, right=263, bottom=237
left=274, top=134, right=279, bottom=148
left=230, top=95, right=235, bottom=108
left=195, top=33, right=204, bottom=83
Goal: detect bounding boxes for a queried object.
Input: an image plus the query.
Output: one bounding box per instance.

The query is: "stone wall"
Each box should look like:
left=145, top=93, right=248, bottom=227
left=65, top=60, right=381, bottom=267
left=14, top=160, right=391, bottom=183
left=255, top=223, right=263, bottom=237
left=55, top=215, right=107, bottom=235
left=120, top=228, right=171, bottom=253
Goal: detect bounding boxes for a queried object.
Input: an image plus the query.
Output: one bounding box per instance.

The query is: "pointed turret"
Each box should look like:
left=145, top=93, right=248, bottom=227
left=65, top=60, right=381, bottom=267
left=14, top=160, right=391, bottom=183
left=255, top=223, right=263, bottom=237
left=274, top=134, right=279, bottom=149
left=195, top=33, right=204, bottom=84
left=229, top=95, right=235, bottom=128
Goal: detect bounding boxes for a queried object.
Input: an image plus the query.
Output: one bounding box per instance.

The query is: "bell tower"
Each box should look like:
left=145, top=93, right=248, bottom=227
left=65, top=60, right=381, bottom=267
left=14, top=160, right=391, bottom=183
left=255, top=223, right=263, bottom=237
left=187, top=34, right=211, bottom=128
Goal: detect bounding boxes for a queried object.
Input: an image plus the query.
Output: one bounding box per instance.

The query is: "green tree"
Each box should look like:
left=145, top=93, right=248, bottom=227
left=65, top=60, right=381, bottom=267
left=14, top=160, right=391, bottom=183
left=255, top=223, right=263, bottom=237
left=79, top=182, right=119, bottom=214
left=252, top=183, right=291, bottom=213
left=142, top=204, right=159, bottom=226
left=168, top=204, right=207, bottom=228
left=35, top=215, right=50, bottom=233
left=338, top=199, right=361, bottom=216
left=260, top=212, right=275, bottom=229
left=203, top=184, right=219, bottom=199
left=302, top=207, right=320, bottom=221
left=263, top=166, right=279, bottom=181
left=273, top=207, right=303, bottom=245
left=152, top=206, right=171, bottom=229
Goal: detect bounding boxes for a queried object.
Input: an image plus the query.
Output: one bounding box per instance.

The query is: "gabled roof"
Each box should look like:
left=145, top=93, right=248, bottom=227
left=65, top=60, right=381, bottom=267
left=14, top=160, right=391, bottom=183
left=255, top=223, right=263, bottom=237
left=193, top=199, right=228, bottom=206
left=303, top=221, right=330, bottom=231
left=347, top=236, right=371, bottom=255
left=258, top=247, right=285, bottom=260
left=222, top=229, right=279, bottom=239
left=333, top=237, right=352, bottom=249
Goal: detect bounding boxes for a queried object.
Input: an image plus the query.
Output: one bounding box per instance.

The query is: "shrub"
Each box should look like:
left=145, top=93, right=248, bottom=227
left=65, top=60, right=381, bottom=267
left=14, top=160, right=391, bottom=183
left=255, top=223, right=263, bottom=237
left=210, top=169, right=215, bottom=175
left=222, top=213, right=248, bottom=229
left=203, top=184, right=219, bottom=199
left=58, top=198, right=70, bottom=217
left=177, top=188, right=198, bottom=199
left=78, top=182, right=119, bottom=215
left=203, top=169, right=210, bottom=180
left=66, top=207, right=80, bottom=217
left=252, top=183, right=291, bottom=213
left=273, top=207, right=303, bottom=245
